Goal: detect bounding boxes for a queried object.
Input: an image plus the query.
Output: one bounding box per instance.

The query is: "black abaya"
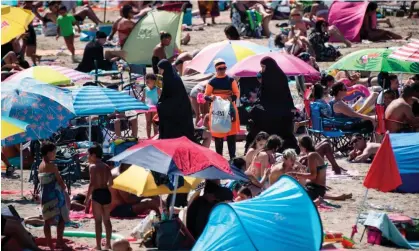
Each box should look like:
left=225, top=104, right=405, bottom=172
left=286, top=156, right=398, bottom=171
left=157, top=59, right=195, bottom=141
left=246, top=57, right=299, bottom=153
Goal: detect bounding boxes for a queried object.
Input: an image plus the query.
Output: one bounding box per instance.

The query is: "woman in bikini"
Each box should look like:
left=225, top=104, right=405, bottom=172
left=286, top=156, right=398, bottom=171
left=117, top=4, right=136, bottom=47
left=245, top=134, right=282, bottom=189
left=293, top=136, right=352, bottom=202
left=269, top=148, right=300, bottom=185
left=245, top=131, right=269, bottom=169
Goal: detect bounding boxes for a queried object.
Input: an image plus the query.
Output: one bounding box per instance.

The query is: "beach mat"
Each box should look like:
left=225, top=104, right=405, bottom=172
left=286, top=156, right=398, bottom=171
left=1, top=190, right=31, bottom=195
left=37, top=49, right=84, bottom=56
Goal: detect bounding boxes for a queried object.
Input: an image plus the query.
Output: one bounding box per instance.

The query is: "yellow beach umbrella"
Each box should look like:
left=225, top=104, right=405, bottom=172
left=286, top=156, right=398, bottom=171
left=112, top=165, right=203, bottom=197
left=1, top=116, right=28, bottom=140
left=1, top=5, right=35, bottom=45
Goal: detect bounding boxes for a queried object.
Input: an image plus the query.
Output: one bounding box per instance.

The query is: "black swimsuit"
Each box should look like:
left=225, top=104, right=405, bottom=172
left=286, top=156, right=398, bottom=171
left=92, top=188, right=111, bottom=205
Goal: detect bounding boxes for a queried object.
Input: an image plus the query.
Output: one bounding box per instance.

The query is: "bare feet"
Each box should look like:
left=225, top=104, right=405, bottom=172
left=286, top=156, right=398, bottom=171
left=104, top=244, right=112, bottom=250
left=386, top=18, right=394, bottom=28
left=181, top=33, right=191, bottom=45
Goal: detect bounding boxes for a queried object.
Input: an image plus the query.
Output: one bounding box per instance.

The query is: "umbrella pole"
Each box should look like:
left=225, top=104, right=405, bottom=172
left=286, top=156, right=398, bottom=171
left=351, top=189, right=369, bottom=239
left=88, top=116, right=92, bottom=145
left=103, top=0, right=107, bottom=23
left=20, top=143, right=23, bottom=197
left=169, top=175, right=179, bottom=219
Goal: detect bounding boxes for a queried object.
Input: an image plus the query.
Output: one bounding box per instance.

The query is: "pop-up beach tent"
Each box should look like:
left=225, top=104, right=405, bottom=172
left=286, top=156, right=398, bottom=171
left=123, top=10, right=183, bottom=65
left=192, top=175, right=323, bottom=251
left=364, top=133, right=419, bottom=193
left=328, top=1, right=369, bottom=42
left=352, top=133, right=419, bottom=239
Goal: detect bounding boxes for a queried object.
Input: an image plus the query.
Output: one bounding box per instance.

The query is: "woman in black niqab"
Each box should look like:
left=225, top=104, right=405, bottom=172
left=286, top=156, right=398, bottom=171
left=246, top=56, right=299, bottom=153
left=157, top=59, right=195, bottom=141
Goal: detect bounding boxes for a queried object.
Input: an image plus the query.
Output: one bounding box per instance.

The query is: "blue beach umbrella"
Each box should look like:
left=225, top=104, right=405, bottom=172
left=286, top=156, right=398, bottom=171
left=71, top=86, right=149, bottom=116
left=1, top=78, right=75, bottom=146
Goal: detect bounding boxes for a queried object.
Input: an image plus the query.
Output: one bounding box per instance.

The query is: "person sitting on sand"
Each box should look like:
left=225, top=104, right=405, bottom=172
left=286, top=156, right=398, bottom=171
left=348, top=134, right=381, bottom=163
left=269, top=148, right=300, bottom=185
left=225, top=25, right=241, bottom=40
left=245, top=131, right=269, bottom=168
left=1, top=214, right=42, bottom=251
left=116, top=4, right=136, bottom=47
left=109, top=164, right=160, bottom=218
left=246, top=135, right=282, bottom=188
left=361, top=2, right=412, bottom=41
left=76, top=31, right=118, bottom=73
left=85, top=145, right=113, bottom=250
left=152, top=32, right=177, bottom=74
left=385, top=83, right=419, bottom=133
left=292, top=135, right=328, bottom=201
left=308, top=20, right=342, bottom=62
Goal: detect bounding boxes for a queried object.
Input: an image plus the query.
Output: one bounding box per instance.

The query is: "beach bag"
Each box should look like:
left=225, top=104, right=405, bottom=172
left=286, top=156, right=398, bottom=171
left=211, top=97, right=232, bottom=133
left=153, top=218, right=195, bottom=250
left=43, top=22, right=57, bottom=36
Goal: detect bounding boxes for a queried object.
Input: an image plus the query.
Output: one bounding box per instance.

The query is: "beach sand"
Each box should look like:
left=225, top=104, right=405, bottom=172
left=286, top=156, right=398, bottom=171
left=1, top=8, right=419, bottom=251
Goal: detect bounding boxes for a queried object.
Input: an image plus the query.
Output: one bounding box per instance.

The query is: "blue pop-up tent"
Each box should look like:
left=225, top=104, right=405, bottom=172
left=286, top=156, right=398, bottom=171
left=193, top=175, right=323, bottom=251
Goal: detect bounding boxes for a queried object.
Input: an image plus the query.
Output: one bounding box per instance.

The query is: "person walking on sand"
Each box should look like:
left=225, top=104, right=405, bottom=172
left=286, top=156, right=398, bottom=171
left=56, top=5, right=80, bottom=62
left=205, top=58, right=240, bottom=159
left=38, top=142, right=70, bottom=250
left=85, top=145, right=114, bottom=250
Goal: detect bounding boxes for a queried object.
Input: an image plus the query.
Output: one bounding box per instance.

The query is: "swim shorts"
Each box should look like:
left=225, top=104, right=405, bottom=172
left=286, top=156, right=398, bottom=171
left=92, top=188, right=111, bottom=205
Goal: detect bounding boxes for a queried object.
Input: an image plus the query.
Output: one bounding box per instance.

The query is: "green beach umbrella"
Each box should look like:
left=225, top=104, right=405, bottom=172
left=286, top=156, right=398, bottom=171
left=329, top=48, right=419, bottom=74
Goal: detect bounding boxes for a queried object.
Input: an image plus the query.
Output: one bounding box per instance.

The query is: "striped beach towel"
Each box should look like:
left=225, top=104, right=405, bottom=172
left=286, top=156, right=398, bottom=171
left=388, top=39, right=419, bottom=63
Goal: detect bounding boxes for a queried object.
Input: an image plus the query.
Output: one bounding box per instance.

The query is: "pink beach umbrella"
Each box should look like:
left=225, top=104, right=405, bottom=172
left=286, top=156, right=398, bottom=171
left=227, top=51, right=320, bottom=77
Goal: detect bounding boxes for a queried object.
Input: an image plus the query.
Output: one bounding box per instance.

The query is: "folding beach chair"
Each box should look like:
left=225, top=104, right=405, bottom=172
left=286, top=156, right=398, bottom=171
left=123, top=63, right=147, bottom=99
left=92, top=60, right=124, bottom=89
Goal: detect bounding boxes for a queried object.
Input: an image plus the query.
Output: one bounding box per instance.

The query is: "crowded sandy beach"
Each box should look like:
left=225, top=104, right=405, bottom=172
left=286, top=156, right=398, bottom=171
left=1, top=1, right=419, bottom=251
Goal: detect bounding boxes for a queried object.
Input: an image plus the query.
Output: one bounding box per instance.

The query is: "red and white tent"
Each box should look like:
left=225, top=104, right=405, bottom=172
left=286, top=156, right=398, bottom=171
left=388, top=39, right=419, bottom=63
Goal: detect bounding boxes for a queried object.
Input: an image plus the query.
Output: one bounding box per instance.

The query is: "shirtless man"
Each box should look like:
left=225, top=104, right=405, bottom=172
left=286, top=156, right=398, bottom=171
left=348, top=134, right=381, bottom=163
left=109, top=164, right=160, bottom=218
left=85, top=145, right=113, bottom=250
left=385, top=83, right=419, bottom=133
left=152, top=32, right=176, bottom=74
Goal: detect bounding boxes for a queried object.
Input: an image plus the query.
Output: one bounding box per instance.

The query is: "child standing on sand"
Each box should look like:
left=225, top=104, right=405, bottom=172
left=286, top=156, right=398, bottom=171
left=142, top=73, right=161, bottom=139
left=85, top=145, right=113, bottom=250
left=56, top=5, right=80, bottom=62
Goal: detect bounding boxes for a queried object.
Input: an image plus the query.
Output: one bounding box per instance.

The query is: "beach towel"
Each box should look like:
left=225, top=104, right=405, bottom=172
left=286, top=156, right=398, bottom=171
left=39, top=173, right=70, bottom=224
left=363, top=212, right=419, bottom=249
left=326, top=168, right=359, bottom=180
left=328, top=1, right=369, bottom=42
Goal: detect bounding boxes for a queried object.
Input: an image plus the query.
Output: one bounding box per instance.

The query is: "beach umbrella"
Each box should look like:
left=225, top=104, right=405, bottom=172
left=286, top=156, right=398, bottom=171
left=1, top=5, right=35, bottom=45
left=228, top=51, right=320, bottom=77
left=184, top=40, right=272, bottom=74
left=112, top=165, right=203, bottom=197
left=1, top=78, right=75, bottom=146
left=1, top=78, right=75, bottom=197
left=110, top=136, right=232, bottom=177
left=71, top=86, right=149, bottom=116
left=328, top=48, right=419, bottom=74
left=388, top=39, right=419, bottom=63
left=1, top=116, right=29, bottom=140
left=71, top=86, right=149, bottom=142
left=6, top=65, right=92, bottom=86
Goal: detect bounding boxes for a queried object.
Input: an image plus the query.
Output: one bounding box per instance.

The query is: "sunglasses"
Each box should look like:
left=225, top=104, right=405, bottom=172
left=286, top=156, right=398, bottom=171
left=291, top=13, right=301, bottom=17
left=217, top=67, right=227, bottom=71
left=351, top=137, right=363, bottom=145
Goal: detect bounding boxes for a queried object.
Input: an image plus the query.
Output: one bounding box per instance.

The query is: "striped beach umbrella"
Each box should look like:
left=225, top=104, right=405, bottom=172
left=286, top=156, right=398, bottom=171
left=71, top=86, right=149, bottom=116
left=184, top=40, right=272, bottom=74
left=6, top=65, right=92, bottom=86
